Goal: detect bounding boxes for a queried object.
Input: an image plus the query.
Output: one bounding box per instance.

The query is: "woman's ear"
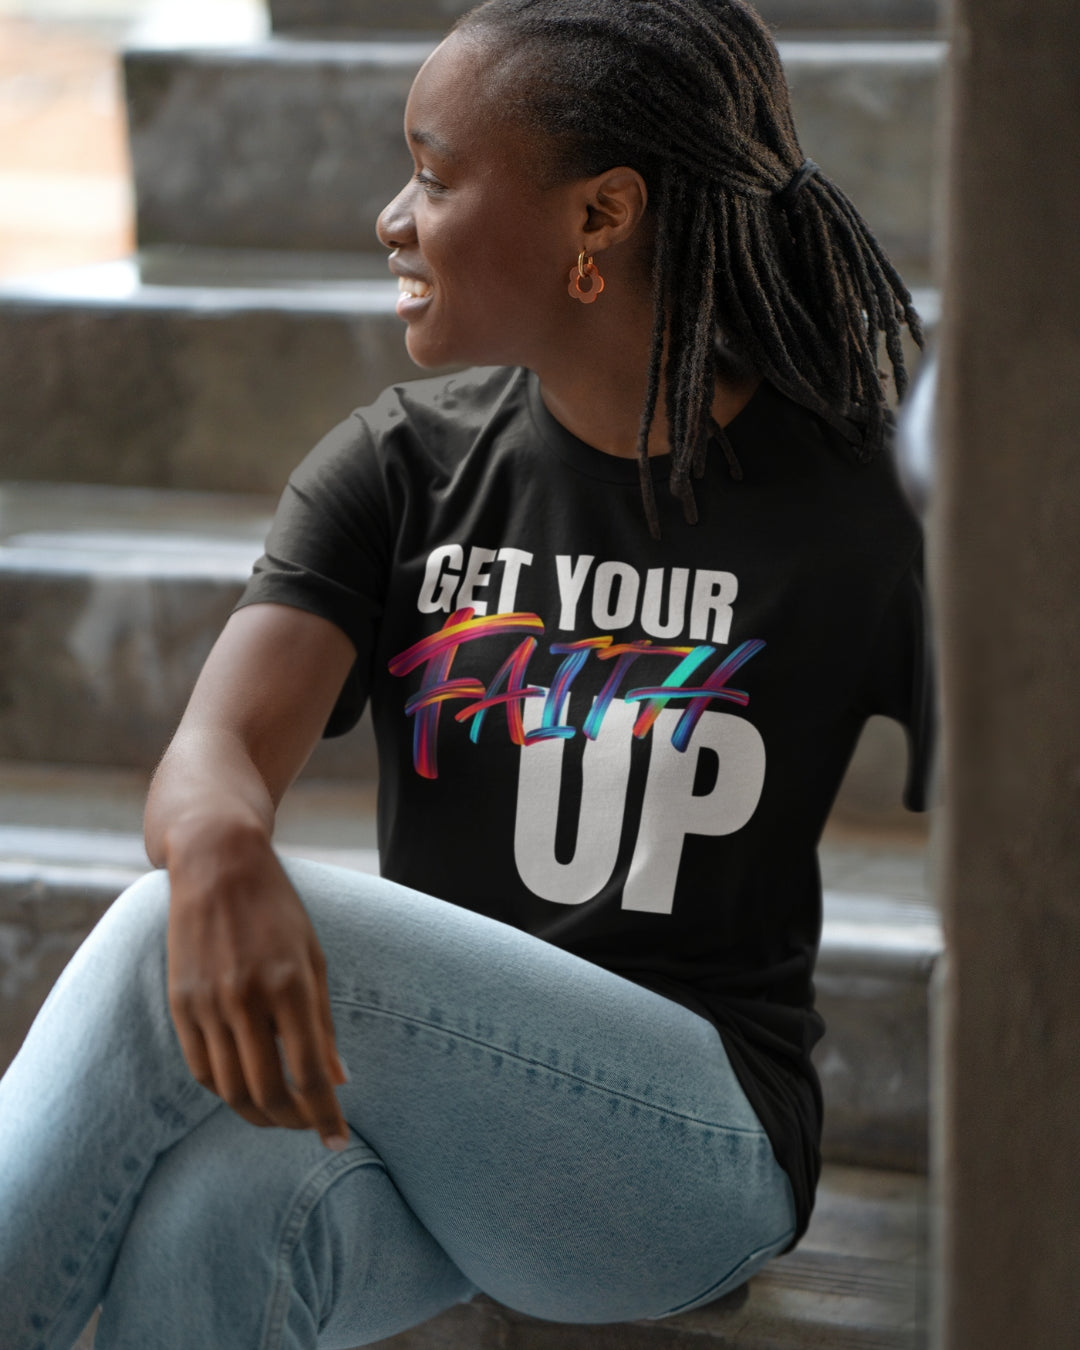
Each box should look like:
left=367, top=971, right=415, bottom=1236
left=582, top=167, right=649, bottom=248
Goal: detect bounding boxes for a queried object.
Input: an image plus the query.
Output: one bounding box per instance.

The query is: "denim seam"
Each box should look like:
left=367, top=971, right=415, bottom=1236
left=263, top=1147, right=387, bottom=1350
left=329, top=997, right=768, bottom=1136
left=651, top=1220, right=798, bottom=1319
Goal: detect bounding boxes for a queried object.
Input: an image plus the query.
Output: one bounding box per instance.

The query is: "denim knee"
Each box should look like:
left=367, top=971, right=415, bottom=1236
left=101, top=868, right=171, bottom=947
left=24, top=868, right=172, bottom=1045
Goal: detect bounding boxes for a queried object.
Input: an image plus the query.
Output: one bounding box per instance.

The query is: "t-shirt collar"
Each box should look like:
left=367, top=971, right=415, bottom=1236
left=525, top=367, right=769, bottom=483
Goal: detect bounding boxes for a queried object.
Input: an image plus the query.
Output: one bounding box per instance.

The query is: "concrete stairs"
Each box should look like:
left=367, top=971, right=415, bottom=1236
left=0, top=13, right=945, bottom=492
left=0, top=251, right=415, bottom=490
left=1, top=2, right=942, bottom=1346
left=117, top=37, right=941, bottom=270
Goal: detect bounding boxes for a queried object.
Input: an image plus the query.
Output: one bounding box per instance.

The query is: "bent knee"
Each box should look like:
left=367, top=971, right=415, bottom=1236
left=100, top=868, right=171, bottom=950
left=60, top=868, right=173, bottom=1005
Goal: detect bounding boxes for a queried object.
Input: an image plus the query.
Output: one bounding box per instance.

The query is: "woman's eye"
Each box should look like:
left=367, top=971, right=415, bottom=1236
left=413, top=171, right=446, bottom=195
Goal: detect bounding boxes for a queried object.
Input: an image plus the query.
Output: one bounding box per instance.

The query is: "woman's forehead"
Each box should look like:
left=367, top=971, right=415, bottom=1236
left=407, top=35, right=491, bottom=134
left=406, top=32, right=532, bottom=167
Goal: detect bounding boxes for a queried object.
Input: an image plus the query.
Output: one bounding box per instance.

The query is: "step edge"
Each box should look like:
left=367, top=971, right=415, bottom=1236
left=120, top=34, right=947, bottom=66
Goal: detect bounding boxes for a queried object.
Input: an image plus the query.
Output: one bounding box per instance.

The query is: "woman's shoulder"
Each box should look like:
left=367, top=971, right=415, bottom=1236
left=753, top=382, right=921, bottom=516
left=286, top=366, right=527, bottom=497
left=356, top=365, right=528, bottom=452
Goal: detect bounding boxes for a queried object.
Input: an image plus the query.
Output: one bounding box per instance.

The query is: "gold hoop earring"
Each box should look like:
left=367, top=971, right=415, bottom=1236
left=567, top=250, right=605, bottom=305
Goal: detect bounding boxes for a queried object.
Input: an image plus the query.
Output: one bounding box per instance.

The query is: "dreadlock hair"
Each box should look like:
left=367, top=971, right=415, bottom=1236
left=452, top=0, right=924, bottom=539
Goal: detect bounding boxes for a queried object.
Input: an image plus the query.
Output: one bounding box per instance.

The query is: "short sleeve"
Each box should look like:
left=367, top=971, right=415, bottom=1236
left=233, top=411, right=392, bottom=737
left=856, top=543, right=937, bottom=812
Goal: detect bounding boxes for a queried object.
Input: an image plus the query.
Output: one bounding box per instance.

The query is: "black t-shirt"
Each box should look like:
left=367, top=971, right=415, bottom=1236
left=236, top=365, right=933, bottom=1248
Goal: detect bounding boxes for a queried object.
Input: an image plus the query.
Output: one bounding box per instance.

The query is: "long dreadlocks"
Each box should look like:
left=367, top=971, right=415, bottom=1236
left=453, top=0, right=924, bottom=538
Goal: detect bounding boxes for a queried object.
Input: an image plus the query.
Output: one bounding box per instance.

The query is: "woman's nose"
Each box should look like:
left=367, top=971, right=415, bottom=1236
left=376, top=182, right=416, bottom=251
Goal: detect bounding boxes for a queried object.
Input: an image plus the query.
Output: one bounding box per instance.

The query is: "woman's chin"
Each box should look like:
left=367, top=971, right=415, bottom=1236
left=404, top=329, right=453, bottom=370
left=404, top=330, right=480, bottom=371
left=403, top=318, right=519, bottom=372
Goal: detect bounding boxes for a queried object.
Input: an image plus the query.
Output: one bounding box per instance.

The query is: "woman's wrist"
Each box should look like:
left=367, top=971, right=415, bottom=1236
left=160, top=805, right=274, bottom=885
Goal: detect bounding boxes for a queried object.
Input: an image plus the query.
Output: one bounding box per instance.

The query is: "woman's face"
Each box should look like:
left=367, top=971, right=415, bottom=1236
left=376, top=33, right=585, bottom=371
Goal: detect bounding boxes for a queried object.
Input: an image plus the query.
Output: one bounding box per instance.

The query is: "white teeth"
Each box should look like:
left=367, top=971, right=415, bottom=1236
left=398, top=276, right=432, bottom=299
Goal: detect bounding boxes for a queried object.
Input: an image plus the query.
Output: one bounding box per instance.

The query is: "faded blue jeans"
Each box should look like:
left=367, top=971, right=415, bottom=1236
left=0, top=858, right=796, bottom=1349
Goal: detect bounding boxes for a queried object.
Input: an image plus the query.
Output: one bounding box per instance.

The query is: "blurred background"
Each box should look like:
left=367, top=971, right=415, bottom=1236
left=0, top=0, right=269, bottom=280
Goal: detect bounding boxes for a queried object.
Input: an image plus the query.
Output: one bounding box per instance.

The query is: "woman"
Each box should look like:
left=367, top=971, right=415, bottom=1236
left=0, top=1, right=932, bottom=1346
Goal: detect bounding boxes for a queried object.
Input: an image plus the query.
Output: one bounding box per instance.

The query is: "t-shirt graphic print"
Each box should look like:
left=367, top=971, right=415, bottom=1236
left=388, top=547, right=767, bottom=917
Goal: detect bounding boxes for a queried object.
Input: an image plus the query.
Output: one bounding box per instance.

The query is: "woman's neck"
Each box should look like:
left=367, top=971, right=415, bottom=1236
left=535, top=361, right=761, bottom=460
left=530, top=276, right=760, bottom=459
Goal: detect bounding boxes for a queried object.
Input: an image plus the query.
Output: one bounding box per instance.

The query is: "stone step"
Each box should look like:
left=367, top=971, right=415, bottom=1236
left=123, top=36, right=944, bottom=272
left=0, top=258, right=939, bottom=495
left=0, top=758, right=937, bottom=1171
left=0, top=252, right=428, bottom=492
left=73, top=1161, right=928, bottom=1349
left=268, top=0, right=942, bottom=38
left=0, top=481, right=376, bottom=776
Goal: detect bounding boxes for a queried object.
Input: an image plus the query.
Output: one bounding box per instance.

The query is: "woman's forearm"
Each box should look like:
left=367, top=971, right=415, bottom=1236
left=142, top=605, right=358, bottom=871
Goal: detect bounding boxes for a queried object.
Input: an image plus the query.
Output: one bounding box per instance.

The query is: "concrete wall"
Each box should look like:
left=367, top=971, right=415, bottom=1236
left=934, top=0, right=1080, bottom=1344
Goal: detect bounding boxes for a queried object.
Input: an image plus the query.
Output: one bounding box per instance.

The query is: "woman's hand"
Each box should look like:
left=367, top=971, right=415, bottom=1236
left=165, top=816, right=351, bottom=1149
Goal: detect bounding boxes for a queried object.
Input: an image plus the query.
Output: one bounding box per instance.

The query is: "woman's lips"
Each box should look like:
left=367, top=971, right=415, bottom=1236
left=396, top=275, right=433, bottom=318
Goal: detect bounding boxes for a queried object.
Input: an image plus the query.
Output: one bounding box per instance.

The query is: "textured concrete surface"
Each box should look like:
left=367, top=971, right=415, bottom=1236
left=0, top=863, right=122, bottom=1083
left=0, top=482, right=378, bottom=775
left=0, top=759, right=381, bottom=850
left=122, top=37, right=943, bottom=274
left=783, top=40, right=942, bottom=279
left=125, top=40, right=431, bottom=254
left=269, top=0, right=942, bottom=36
left=0, top=761, right=382, bottom=1073
left=815, top=891, right=937, bottom=1170
left=0, top=259, right=430, bottom=491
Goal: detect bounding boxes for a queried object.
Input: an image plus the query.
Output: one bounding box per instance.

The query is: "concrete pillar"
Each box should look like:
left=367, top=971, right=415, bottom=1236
left=934, top=0, right=1080, bottom=1346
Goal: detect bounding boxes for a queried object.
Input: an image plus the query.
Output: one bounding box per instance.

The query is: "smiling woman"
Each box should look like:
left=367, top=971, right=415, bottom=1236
left=0, top=3, right=932, bottom=1348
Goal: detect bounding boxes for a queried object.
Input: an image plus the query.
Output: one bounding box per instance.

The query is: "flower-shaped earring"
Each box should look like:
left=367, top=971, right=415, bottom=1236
left=568, top=250, right=605, bottom=304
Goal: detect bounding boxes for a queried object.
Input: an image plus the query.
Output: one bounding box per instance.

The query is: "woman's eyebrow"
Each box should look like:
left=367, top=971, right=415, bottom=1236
left=409, top=129, right=457, bottom=161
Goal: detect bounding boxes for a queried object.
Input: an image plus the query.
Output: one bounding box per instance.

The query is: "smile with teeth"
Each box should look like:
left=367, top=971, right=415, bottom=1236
left=399, top=277, right=433, bottom=299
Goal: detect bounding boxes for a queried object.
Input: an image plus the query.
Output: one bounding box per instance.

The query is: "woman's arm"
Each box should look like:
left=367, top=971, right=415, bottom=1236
left=146, top=603, right=360, bottom=1150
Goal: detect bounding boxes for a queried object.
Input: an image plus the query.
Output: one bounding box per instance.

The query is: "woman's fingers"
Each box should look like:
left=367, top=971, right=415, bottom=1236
left=170, top=1000, right=267, bottom=1126
left=170, top=1002, right=215, bottom=1090
left=171, top=974, right=289, bottom=1128
left=272, top=979, right=350, bottom=1147
left=229, top=1007, right=310, bottom=1131
left=197, top=1019, right=280, bottom=1130
left=175, top=982, right=340, bottom=1139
